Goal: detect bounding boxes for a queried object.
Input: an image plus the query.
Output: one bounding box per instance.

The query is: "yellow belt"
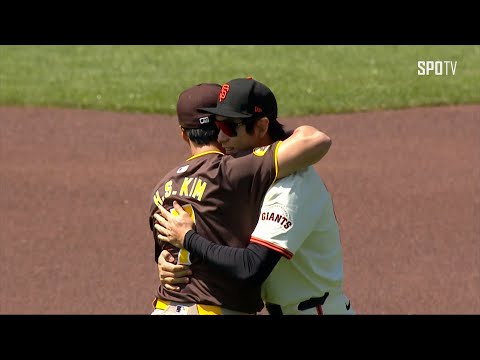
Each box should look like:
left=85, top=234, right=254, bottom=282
left=153, top=298, right=222, bottom=315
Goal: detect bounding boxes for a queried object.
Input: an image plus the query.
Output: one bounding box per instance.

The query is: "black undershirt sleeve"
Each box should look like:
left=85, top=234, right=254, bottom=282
left=183, top=230, right=282, bottom=287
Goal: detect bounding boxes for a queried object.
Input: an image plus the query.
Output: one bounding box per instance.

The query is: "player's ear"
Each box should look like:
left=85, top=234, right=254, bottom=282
left=255, top=117, right=269, bottom=138
left=180, top=126, right=189, bottom=143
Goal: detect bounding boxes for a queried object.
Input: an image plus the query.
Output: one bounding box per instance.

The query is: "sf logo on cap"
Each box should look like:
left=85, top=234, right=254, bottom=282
left=219, top=84, right=229, bottom=102
left=199, top=116, right=209, bottom=124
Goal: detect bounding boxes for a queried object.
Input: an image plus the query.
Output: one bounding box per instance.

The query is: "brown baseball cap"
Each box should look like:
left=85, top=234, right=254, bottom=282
left=199, top=77, right=277, bottom=121
left=177, top=83, right=221, bottom=128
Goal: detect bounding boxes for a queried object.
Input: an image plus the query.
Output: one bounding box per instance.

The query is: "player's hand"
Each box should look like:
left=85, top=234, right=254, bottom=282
left=158, top=250, right=192, bottom=291
left=154, top=201, right=195, bottom=248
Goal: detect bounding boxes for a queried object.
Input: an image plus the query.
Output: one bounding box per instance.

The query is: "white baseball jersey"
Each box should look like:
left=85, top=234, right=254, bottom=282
left=250, top=166, right=349, bottom=312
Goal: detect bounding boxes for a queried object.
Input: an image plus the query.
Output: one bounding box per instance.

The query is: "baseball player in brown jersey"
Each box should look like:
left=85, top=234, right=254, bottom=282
left=154, top=77, right=355, bottom=315
left=149, top=81, right=331, bottom=315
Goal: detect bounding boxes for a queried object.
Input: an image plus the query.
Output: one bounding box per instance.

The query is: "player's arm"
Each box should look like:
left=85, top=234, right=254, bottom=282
left=276, top=125, right=331, bottom=179
left=184, top=230, right=281, bottom=285
left=153, top=201, right=282, bottom=286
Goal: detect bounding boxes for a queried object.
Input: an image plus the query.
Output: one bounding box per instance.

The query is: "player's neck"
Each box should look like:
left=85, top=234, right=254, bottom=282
left=190, top=143, right=224, bottom=156
left=255, top=134, right=274, bottom=148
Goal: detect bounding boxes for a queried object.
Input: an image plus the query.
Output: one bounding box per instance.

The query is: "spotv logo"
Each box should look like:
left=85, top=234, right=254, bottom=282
left=417, top=60, right=457, bottom=76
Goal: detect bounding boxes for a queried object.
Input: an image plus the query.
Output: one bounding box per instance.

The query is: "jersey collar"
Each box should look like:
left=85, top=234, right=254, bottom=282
left=186, top=150, right=224, bottom=161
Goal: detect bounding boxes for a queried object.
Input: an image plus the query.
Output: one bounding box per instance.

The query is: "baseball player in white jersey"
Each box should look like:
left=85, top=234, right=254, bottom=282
left=250, top=166, right=354, bottom=314
left=154, top=77, right=354, bottom=315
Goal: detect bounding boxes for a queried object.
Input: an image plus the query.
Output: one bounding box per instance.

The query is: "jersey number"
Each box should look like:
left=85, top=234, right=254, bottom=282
left=170, top=204, right=195, bottom=265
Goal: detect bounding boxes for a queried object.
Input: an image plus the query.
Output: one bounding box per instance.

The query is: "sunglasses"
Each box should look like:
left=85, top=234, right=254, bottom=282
left=215, top=120, right=244, bottom=137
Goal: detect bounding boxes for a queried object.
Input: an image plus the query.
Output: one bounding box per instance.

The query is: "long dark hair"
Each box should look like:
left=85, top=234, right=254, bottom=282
left=244, top=115, right=287, bottom=141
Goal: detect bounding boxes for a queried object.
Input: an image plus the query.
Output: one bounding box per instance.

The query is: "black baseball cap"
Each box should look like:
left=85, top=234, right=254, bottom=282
left=176, top=83, right=221, bottom=129
left=199, top=77, right=277, bottom=121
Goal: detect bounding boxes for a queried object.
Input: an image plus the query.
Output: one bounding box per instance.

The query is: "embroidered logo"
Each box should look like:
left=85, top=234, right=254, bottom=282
left=175, top=305, right=189, bottom=315
left=177, top=165, right=189, bottom=174
left=219, top=84, right=229, bottom=102
left=199, top=116, right=209, bottom=124
left=253, top=145, right=271, bottom=157
left=254, top=106, right=263, bottom=113
left=258, top=204, right=293, bottom=231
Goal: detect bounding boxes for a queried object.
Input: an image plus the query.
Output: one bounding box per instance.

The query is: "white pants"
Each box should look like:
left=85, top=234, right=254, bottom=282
left=267, top=293, right=355, bottom=315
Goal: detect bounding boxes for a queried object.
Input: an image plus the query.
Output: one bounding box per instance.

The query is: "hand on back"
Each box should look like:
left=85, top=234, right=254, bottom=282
left=154, top=201, right=195, bottom=248
left=157, top=249, right=192, bottom=291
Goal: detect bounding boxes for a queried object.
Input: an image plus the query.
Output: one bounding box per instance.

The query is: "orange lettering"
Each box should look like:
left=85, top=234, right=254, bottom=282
left=219, top=84, right=229, bottom=102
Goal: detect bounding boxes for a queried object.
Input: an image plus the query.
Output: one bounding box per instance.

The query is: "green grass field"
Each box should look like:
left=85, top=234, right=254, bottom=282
left=1, top=45, right=478, bottom=116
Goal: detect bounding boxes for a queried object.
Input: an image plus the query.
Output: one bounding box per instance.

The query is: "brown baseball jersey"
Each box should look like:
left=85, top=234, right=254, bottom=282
left=148, top=142, right=281, bottom=313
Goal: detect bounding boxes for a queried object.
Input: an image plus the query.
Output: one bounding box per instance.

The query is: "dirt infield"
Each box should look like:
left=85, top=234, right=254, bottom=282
left=1, top=105, right=478, bottom=314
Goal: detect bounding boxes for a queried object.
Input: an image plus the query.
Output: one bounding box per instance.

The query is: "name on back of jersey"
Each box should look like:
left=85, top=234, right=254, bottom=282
left=153, top=176, right=207, bottom=208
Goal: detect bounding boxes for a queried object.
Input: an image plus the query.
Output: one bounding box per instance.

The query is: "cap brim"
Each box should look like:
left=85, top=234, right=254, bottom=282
left=198, top=107, right=252, bottom=119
